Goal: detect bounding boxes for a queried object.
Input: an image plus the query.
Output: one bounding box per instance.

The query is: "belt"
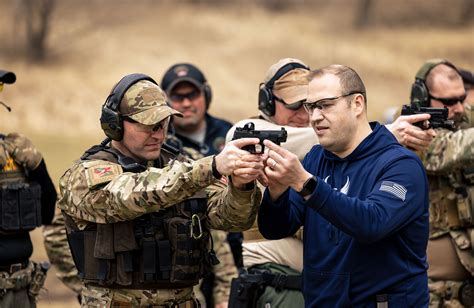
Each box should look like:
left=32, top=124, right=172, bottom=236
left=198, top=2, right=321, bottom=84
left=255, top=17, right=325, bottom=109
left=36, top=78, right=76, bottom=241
left=0, top=261, right=29, bottom=274
left=247, top=267, right=302, bottom=291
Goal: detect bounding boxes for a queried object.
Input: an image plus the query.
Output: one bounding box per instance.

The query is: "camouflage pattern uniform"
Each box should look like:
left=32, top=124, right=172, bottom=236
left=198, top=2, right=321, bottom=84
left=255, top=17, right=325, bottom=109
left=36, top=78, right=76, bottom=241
left=419, top=109, right=474, bottom=308
left=1, top=133, right=56, bottom=307
left=57, top=80, right=261, bottom=307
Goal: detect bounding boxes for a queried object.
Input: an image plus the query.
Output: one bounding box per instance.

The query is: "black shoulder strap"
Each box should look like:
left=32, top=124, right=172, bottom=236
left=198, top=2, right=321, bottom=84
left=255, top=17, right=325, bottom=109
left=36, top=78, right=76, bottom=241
left=80, top=139, right=147, bottom=173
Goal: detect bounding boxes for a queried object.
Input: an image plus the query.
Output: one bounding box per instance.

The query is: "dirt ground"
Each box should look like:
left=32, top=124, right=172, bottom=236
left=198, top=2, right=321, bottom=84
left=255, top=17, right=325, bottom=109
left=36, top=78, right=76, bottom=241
left=0, top=0, right=472, bottom=306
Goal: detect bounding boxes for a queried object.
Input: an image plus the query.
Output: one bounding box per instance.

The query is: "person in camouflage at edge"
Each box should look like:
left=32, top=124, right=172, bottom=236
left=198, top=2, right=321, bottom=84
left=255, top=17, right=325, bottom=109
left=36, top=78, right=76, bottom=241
left=0, top=70, right=57, bottom=307
left=43, top=135, right=238, bottom=306
left=57, top=73, right=264, bottom=307
left=409, top=60, right=474, bottom=308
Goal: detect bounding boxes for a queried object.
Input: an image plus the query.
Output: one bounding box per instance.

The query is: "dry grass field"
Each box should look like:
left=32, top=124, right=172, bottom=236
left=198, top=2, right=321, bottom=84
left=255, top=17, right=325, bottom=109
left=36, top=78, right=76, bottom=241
left=0, top=0, right=472, bottom=306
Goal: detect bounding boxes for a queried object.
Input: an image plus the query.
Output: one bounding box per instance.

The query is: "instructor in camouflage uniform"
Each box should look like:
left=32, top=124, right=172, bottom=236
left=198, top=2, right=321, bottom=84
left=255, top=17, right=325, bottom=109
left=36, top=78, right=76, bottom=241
left=57, top=73, right=263, bottom=307
left=409, top=60, right=474, bottom=307
left=0, top=70, right=57, bottom=307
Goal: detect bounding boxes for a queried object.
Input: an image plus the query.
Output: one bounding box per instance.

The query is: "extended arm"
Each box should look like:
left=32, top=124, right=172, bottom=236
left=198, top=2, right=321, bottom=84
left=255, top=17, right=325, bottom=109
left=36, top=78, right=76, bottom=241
left=421, top=127, right=474, bottom=173
left=58, top=156, right=221, bottom=224
left=59, top=138, right=264, bottom=225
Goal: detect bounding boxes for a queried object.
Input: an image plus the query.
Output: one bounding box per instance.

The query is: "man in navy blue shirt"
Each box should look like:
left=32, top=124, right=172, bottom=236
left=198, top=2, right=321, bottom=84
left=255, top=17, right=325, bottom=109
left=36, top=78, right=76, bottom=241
left=258, top=64, right=430, bottom=307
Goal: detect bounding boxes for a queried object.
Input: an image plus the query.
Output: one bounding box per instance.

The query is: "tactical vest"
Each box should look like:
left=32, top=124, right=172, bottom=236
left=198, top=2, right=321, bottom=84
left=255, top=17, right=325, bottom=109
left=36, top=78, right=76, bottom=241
left=0, top=135, right=42, bottom=233
left=64, top=141, right=217, bottom=289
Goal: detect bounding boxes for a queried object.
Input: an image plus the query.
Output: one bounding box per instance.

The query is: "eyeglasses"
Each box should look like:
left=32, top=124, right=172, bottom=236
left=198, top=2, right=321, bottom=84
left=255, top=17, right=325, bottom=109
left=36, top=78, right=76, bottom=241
left=303, top=91, right=363, bottom=114
left=123, top=117, right=170, bottom=133
left=169, top=89, right=201, bottom=102
left=273, top=95, right=306, bottom=110
left=429, top=93, right=466, bottom=106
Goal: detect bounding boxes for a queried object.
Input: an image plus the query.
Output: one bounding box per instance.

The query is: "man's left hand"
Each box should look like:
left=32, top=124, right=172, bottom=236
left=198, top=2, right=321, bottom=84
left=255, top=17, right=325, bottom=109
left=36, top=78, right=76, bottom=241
left=231, top=153, right=266, bottom=188
left=263, top=140, right=312, bottom=200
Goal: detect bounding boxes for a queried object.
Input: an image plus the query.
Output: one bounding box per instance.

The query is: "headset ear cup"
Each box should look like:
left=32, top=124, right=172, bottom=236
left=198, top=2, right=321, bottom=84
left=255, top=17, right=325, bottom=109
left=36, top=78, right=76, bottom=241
left=410, top=79, right=430, bottom=107
left=99, top=73, right=157, bottom=142
left=258, top=84, right=275, bottom=117
left=100, top=104, right=123, bottom=141
left=203, top=84, right=212, bottom=109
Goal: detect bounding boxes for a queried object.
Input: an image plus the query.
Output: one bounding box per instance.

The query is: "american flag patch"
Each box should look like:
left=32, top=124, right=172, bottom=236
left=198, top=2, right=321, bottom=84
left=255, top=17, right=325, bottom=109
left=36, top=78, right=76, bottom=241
left=379, top=181, right=407, bottom=201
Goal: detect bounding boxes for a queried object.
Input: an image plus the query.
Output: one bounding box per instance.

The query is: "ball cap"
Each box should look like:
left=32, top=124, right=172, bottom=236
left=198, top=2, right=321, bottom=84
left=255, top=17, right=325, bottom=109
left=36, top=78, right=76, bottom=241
left=161, top=63, right=207, bottom=94
left=120, top=80, right=182, bottom=125
left=0, top=70, right=16, bottom=84
left=265, top=58, right=310, bottom=104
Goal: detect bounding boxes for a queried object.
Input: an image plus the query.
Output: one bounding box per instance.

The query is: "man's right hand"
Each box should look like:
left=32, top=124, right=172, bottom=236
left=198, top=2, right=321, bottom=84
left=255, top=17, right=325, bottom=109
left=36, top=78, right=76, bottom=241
left=386, top=114, right=437, bottom=151
left=215, top=138, right=265, bottom=188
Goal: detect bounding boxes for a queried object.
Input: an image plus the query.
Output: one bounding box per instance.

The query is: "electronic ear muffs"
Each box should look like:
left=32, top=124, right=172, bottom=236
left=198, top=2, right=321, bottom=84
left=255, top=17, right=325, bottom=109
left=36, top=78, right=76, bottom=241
left=100, top=73, right=158, bottom=141
left=258, top=62, right=309, bottom=117
left=202, top=82, right=212, bottom=109
left=410, top=59, right=458, bottom=108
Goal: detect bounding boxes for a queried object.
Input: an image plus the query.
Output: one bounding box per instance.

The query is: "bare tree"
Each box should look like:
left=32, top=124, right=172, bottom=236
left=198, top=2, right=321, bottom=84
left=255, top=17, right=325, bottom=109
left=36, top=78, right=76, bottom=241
left=460, top=0, right=474, bottom=25
left=17, top=0, right=56, bottom=61
left=262, top=0, right=292, bottom=12
left=355, top=0, right=373, bottom=28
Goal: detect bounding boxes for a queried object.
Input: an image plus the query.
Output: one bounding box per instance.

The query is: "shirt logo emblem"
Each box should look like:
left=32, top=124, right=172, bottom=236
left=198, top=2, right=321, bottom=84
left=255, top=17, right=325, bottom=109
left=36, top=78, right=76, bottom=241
left=323, top=176, right=350, bottom=195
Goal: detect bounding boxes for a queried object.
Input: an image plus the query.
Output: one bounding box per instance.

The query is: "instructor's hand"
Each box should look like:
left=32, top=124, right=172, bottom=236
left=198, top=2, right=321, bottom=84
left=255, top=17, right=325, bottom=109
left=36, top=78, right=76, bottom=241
left=263, top=140, right=312, bottom=200
left=387, top=114, right=436, bottom=151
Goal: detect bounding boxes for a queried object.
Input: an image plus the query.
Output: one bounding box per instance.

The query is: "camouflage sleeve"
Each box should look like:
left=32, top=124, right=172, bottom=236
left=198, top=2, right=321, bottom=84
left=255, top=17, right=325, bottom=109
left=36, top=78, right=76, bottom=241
left=206, top=180, right=262, bottom=232
left=43, top=209, right=82, bottom=294
left=420, top=127, right=474, bottom=173
left=58, top=156, right=219, bottom=224
left=211, top=230, right=238, bottom=305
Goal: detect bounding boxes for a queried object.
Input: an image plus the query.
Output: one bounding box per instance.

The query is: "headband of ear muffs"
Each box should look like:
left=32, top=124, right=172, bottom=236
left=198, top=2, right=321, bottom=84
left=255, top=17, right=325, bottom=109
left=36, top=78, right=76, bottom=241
left=100, top=73, right=157, bottom=141
left=410, top=59, right=458, bottom=107
left=258, top=62, right=309, bottom=116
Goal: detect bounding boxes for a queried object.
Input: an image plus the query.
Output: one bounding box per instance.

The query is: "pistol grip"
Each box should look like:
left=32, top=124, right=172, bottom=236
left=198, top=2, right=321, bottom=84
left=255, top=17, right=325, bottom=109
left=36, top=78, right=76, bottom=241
left=242, top=145, right=256, bottom=153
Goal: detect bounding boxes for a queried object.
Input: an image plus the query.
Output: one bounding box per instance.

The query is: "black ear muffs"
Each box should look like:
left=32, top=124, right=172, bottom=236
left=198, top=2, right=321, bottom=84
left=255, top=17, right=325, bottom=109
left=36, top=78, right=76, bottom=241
left=203, top=83, right=212, bottom=109
left=258, top=62, right=309, bottom=117
left=410, top=59, right=458, bottom=108
left=100, top=73, right=158, bottom=141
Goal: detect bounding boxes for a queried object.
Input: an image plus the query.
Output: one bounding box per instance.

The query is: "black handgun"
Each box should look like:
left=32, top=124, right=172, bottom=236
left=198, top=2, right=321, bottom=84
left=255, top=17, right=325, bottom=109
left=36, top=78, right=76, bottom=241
left=232, top=122, right=287, bottom=154
left=401, top=105, right=455, bottom=130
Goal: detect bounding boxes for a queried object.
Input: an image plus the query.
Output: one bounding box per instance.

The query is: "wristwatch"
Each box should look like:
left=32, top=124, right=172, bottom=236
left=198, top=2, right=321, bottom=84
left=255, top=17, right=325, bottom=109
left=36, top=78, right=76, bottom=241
left=298, top=176, right=317, bottom=198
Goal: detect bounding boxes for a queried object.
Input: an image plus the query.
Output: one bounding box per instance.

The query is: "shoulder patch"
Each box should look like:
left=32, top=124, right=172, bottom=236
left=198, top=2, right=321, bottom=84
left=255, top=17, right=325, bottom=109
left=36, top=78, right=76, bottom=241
left=379, top=181, right=407, bottom=201
left=83, top=161, right=123, bottom=188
